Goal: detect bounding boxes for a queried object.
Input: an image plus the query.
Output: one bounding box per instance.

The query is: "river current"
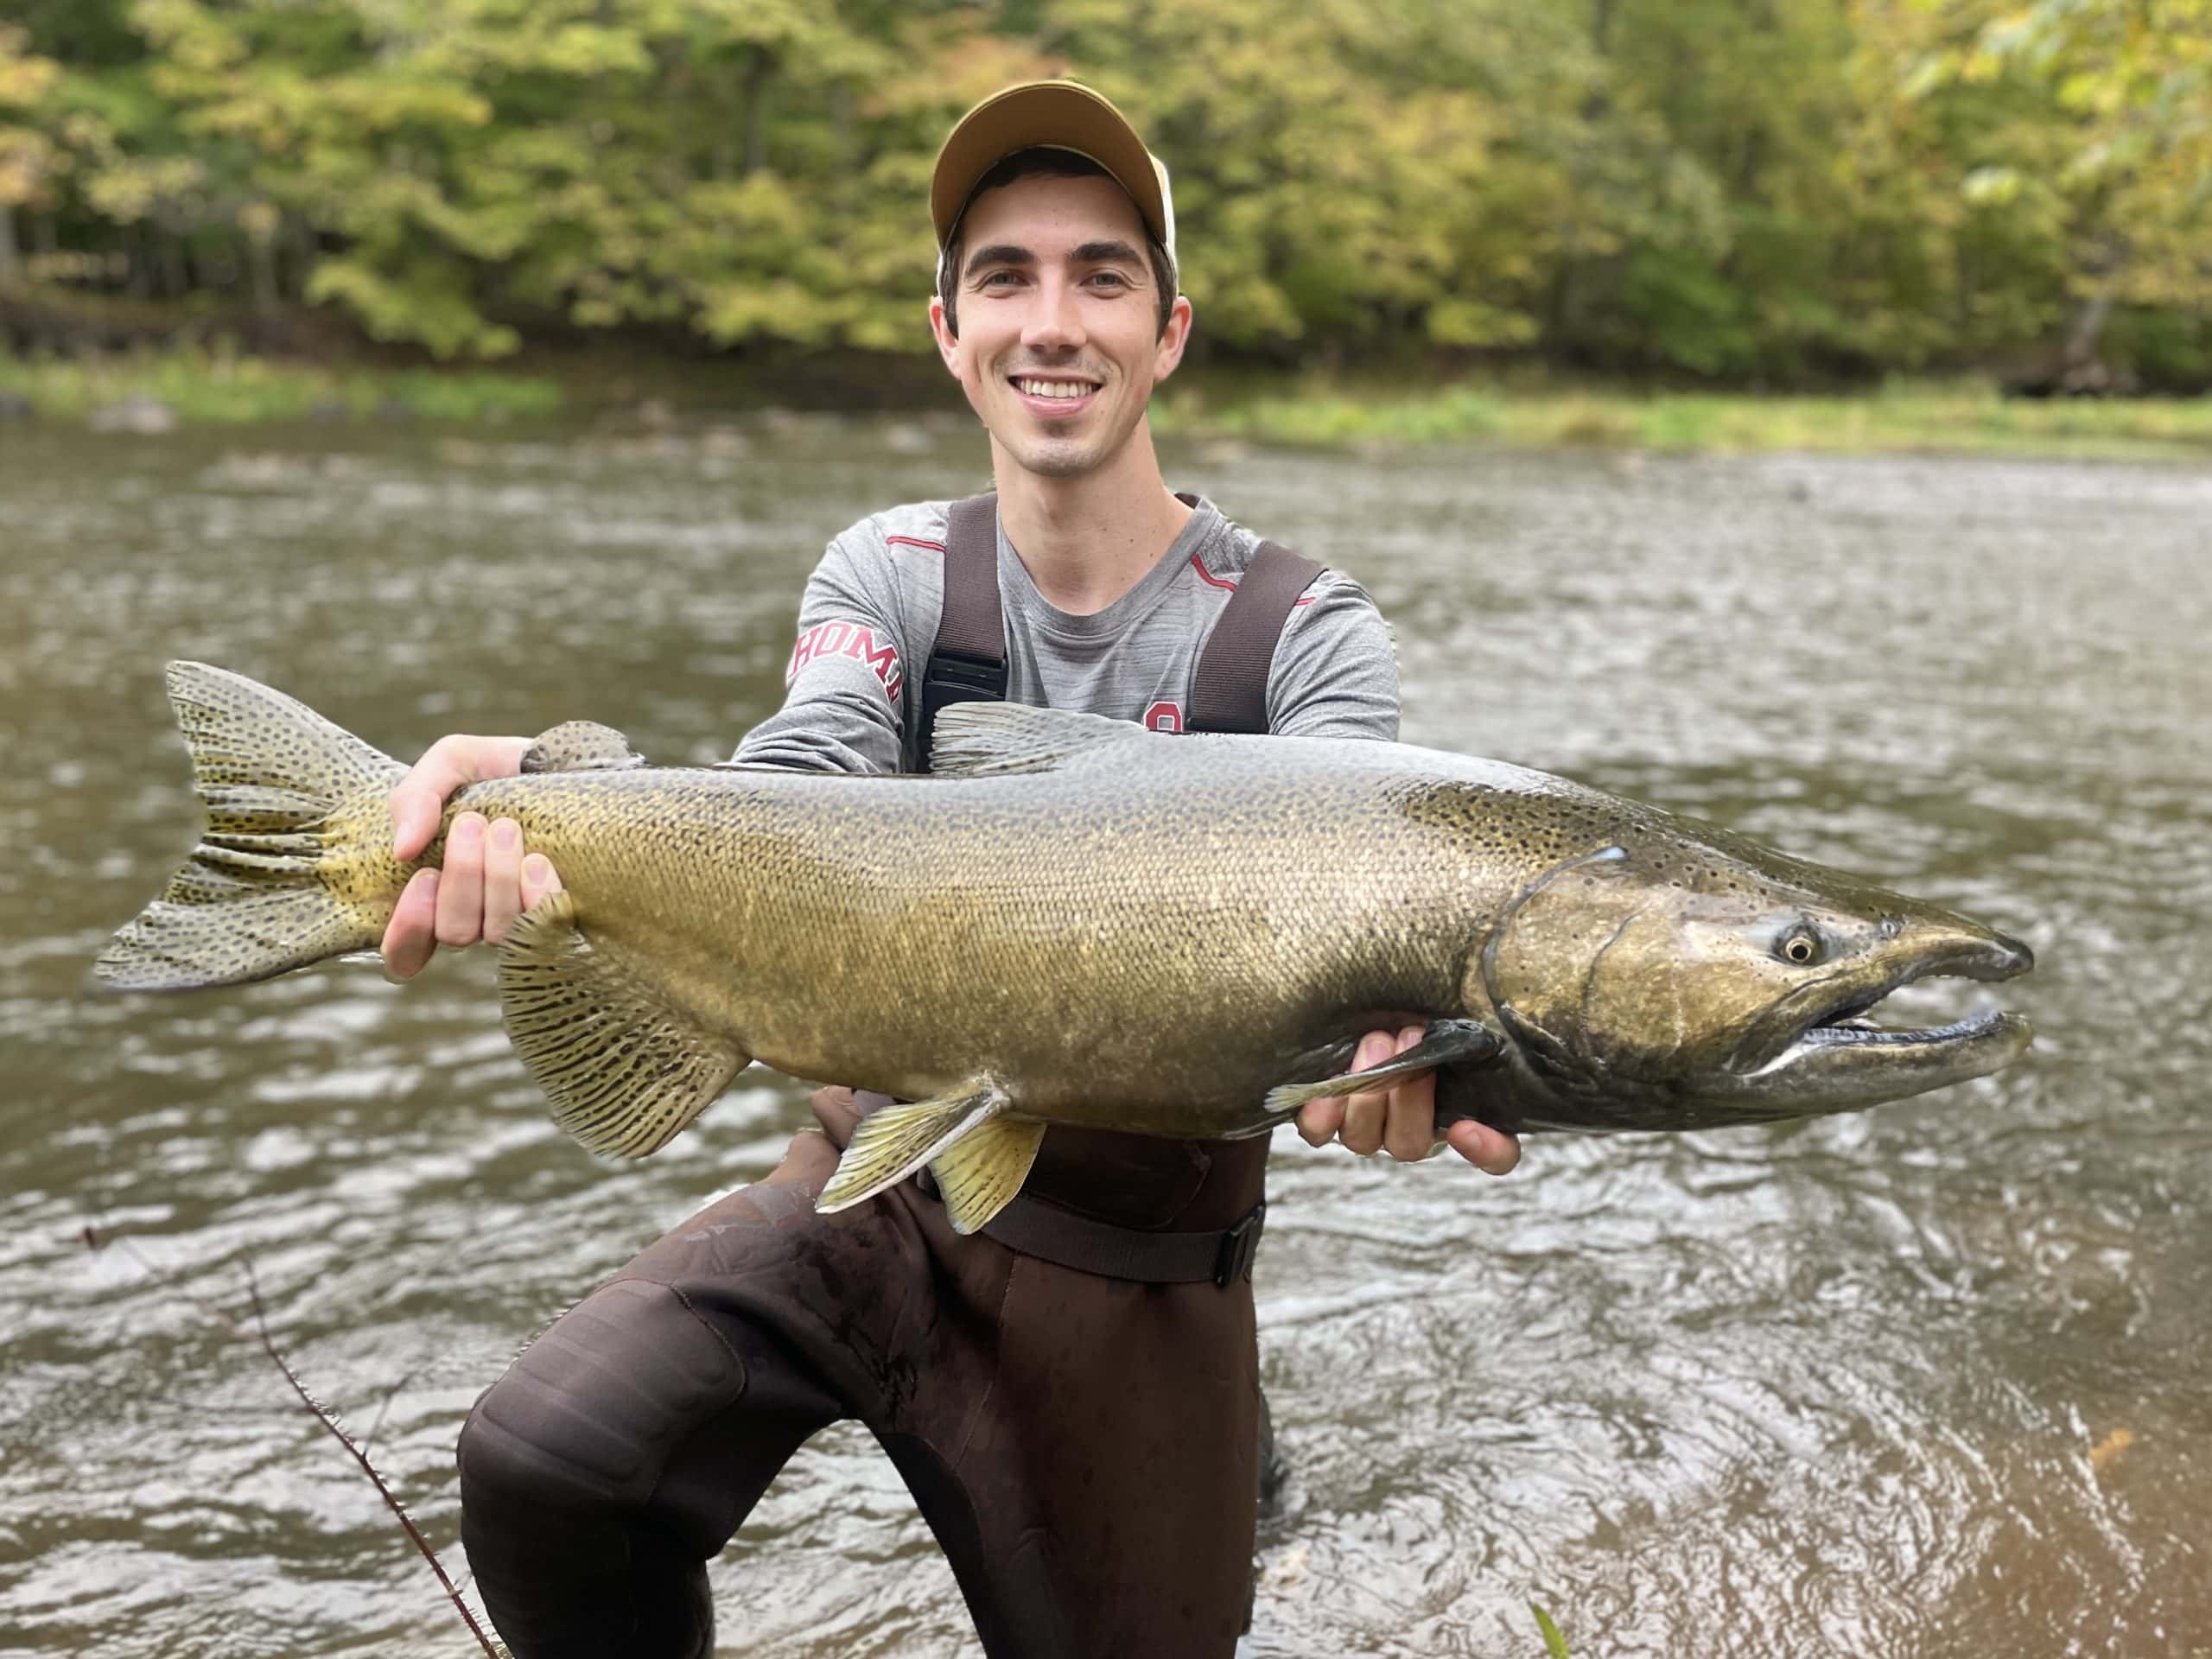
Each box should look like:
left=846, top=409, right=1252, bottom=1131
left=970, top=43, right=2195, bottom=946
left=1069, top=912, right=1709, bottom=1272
left=0, top=417, right=2204, bottom=1656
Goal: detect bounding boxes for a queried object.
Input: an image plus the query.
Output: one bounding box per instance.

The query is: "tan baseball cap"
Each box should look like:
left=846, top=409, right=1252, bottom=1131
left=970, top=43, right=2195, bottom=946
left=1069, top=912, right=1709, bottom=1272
left=931, top=80, right=1176, bottom=264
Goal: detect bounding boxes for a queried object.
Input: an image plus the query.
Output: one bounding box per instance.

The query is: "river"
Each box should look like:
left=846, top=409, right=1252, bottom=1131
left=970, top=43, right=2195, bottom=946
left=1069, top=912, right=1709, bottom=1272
left=0, top=416, right=2204, bottom=1656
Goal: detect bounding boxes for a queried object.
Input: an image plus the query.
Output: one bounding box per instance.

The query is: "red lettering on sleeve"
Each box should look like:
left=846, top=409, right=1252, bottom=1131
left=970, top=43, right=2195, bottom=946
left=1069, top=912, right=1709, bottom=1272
left=1143, top=700, right=1185, bottom=733
left=787, top=620, right=904, bottom=701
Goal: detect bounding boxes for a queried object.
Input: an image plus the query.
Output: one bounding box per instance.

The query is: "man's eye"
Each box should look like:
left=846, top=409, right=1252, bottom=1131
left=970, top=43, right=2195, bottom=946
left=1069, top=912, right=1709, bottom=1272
left=1086, top=271, right=1129, bottom=289
left=978, top=270, right=1022, bottom=288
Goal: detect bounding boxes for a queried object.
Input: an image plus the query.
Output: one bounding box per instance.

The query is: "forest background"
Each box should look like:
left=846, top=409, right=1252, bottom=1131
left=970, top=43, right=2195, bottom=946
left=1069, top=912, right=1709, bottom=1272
left=0, top=0, right=2208, bottom=429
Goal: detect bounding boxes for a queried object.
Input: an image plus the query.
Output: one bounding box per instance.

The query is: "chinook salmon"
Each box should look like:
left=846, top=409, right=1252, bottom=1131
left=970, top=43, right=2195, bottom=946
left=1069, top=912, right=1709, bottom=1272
left=99, top=663, right=2034, bottom=1232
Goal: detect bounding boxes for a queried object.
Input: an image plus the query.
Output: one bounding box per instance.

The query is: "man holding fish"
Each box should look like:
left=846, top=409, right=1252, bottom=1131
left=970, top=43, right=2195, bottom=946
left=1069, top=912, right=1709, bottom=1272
left=385, top=82, right=1516, bottom=1659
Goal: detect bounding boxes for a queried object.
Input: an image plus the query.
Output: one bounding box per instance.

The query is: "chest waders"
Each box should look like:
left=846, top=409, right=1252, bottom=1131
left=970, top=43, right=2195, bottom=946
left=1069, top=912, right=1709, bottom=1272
left=456, top=495, right=1325, bottom=1659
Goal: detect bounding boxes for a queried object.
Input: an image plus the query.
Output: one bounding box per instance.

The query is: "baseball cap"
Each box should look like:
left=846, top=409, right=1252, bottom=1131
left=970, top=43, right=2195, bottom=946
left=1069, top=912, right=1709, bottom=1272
left=930, top=80, right=1177, bottom=265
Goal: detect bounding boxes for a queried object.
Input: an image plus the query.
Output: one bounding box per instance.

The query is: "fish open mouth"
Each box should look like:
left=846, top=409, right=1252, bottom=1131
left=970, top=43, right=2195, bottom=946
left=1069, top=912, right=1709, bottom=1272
left=1736, top=932, right=2035, bottom=1083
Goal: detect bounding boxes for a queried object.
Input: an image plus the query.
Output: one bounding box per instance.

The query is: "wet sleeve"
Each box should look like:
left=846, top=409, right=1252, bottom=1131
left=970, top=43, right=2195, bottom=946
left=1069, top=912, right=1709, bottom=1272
left=729, top=531, right=913, bottom=775
left=1264, top=572, right=1401, bottom=741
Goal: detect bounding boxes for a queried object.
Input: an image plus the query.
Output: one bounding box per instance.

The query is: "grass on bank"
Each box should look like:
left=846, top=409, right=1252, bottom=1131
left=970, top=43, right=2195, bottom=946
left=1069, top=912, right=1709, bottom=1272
left=3, top=342, right=2209, bottom=460
left=0, top=342, right=563, bottom=425
left=1153, top=373, right=2212, bottom=460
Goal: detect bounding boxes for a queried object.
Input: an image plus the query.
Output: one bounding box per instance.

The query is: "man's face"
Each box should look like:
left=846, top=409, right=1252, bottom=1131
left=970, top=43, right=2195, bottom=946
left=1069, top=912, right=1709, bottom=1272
left=931, top=172, right=1192, bottom=480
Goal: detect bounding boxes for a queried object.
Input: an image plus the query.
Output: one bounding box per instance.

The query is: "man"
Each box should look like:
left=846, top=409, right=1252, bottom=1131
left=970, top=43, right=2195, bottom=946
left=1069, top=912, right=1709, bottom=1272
left=385, top=81, right=1519, bottom=1658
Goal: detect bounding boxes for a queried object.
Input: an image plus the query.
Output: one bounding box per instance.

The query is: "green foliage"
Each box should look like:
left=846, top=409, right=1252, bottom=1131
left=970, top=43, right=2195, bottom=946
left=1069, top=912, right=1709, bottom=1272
left=0, top=338, right=561, bottom=420
left=1531, top=1602, right=1573, bottom=1659
left=1, top=0, right=2205, bottom=380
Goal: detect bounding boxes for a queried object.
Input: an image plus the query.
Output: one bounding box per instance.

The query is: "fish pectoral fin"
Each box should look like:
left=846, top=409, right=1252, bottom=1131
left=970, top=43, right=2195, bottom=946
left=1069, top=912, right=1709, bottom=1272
left=930, top=1116, right=1048, bottom=1235
left=496, top=890, right=747, bottom=1157
left=928, top=702, right=1144, bottom=776
left=1264, top=1017, right=1506, bottom=1114
left=521, top=720, right=646, bottom=773
left=815, top=1084, right=1011, bottom=1217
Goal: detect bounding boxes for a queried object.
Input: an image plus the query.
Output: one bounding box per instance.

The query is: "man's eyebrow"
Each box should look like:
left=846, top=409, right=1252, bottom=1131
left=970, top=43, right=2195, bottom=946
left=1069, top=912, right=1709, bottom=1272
left=1073, top=239, right=1144, bottom=268
left=962, top=244, right=1034, bottom=279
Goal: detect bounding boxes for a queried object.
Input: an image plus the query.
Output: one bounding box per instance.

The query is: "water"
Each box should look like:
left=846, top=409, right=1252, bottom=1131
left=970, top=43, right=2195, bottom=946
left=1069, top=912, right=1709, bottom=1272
left=1, top=417, right=2205, bottom=1657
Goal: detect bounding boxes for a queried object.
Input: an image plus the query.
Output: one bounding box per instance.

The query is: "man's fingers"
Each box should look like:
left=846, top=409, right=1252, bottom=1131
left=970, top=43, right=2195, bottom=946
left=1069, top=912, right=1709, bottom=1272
left=1445, top=1118, right=1523, bottom=1177
left=389, top=734, right=534, bottom=861
left=520, top=853, right=562, bottom=910
left=381, top=868, right=440, bottom=981
left=389, top=739, right=474, bottom=862
left=1296, top=1094, right=1345, bottom=1147
left=1337, top=1031, right=1394, bottom=1155
left=434, top=813, right=486, bottom=947
left=1381, top=1026, right=1437, bottom=1162
left=480, top=817, right=524, bottom=944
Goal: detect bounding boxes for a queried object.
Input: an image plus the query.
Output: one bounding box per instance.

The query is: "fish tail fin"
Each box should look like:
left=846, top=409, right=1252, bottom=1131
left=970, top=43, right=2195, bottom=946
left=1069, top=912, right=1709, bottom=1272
left=93, top=662, right=410, bottom=991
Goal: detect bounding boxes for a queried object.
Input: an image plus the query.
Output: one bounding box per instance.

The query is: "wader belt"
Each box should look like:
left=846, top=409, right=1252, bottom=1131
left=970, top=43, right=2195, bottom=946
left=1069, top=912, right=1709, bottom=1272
left=912, top=492, right=1320, bottom=1285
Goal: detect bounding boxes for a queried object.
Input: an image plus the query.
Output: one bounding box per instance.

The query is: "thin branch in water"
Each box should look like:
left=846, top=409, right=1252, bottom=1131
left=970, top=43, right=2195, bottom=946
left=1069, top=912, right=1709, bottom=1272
left=359, top=1366, right=422, bottom=1463
left=241, top=1261, right=505, bottom=1659
left=80, top=1224, right=505, bottom=1657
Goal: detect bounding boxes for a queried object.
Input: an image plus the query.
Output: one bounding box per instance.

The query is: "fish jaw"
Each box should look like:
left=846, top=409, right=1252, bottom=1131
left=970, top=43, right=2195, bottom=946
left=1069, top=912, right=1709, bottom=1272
left=1713, top=928, right=2035, bottom=1112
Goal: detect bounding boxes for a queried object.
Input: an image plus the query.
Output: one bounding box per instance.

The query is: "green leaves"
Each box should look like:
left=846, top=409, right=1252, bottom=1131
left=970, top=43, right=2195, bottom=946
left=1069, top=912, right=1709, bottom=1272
left=4, top=0, right=2205, bottom=378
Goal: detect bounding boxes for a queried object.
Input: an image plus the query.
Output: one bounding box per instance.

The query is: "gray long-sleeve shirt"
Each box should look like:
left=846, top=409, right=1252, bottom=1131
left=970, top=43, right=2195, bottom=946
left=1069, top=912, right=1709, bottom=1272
left=734, top=495, right=1399, bottom=773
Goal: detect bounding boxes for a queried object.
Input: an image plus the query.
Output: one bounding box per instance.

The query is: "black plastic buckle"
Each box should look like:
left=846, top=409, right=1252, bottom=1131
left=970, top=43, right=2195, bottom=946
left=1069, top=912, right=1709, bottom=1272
left=918, top=650, right=1010, bottom=773
left=1213, top=1200, right=1267, bottom=1287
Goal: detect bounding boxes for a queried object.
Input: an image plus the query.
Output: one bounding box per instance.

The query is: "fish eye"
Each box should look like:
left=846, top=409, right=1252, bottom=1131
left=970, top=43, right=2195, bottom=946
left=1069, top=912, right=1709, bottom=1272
left=1777, top=927, right=1823, bottom=965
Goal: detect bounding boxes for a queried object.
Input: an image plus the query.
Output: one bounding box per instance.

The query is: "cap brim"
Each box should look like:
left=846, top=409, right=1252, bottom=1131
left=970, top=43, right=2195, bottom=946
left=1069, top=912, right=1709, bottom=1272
left=931, top=81, right=1169, bottom=252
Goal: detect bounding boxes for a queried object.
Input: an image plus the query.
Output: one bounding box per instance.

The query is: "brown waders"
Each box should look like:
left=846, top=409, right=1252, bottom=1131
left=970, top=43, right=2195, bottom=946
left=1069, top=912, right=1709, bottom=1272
left=455, top=501, right=1323, bottom=1657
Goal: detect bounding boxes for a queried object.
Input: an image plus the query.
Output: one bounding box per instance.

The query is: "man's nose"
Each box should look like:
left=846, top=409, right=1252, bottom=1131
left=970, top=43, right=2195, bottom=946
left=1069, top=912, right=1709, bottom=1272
left=1020, top=275, right=1086, bottom=353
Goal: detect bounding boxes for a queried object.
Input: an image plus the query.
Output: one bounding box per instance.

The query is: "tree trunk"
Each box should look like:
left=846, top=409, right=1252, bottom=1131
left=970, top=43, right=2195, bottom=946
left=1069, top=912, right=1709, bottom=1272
left=2063, top=292, right=2113, bottom=368
left=0, top=203, right=18, bottom=289
left=742, top=48, right=772, bottom=177
left=249, top=231, right=277, bottom=313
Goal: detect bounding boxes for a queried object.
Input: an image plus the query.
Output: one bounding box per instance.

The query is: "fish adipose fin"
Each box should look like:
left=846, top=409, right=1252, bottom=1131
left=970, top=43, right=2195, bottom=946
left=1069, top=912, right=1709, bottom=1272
left=1264, top=1017, right=1505, bottom=1114
left=521, top=721, right=646, bottom=774
left=815, top=1084, right=1021, bottom=1222
left=498, top=890, right=747, bottom=1157
left=93, top=661, right=409, bottom=991
left=929, top=702, right=1147, bottom=778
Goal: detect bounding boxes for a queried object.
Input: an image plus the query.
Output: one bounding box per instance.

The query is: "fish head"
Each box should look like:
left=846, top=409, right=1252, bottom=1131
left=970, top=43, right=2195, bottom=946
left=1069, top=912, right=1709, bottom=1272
left=1476, top=832, right=2034, bottom=1122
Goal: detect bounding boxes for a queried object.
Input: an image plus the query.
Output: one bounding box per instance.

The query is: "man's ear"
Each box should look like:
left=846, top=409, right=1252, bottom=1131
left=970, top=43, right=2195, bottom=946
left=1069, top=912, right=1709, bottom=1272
left=1152, top=294, right=1194, bottom=385
left=929, top=295, right=962, bottom=377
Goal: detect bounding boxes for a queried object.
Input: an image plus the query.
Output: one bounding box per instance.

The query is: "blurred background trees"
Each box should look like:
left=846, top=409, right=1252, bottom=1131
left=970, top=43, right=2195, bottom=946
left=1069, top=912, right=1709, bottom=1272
left=0, top=0, right=2204, bottom=387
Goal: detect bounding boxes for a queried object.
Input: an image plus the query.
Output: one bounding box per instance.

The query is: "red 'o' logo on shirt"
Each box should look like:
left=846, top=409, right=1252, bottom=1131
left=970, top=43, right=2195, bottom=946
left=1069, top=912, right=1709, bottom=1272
left=1143, top=700, right=1184, bottom=733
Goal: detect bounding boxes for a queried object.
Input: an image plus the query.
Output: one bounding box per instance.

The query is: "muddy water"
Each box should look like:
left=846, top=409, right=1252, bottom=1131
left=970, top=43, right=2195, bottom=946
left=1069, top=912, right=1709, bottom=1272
left=0, top=418, right=2203, bottom=1656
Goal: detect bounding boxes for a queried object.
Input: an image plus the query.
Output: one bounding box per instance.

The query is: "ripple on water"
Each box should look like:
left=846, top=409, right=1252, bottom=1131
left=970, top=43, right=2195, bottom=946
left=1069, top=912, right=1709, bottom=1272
left=1, top=432, right=2206, bottom=1655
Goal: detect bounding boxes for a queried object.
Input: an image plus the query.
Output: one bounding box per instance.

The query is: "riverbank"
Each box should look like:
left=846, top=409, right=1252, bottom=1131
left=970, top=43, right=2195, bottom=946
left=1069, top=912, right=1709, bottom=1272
left=1153, top=373, right=2212, bottom=461
left=3, top=344, right=2208, bottom=461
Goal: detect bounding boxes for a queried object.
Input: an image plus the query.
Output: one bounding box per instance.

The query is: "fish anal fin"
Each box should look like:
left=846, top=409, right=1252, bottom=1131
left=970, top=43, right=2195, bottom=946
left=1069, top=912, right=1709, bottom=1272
left=815, top=1084, right=1008, bottom=1215
left=522, top=721, right=645, bottom=774
left=928, top=703, right=1144, bottom=777
left=1264, top=1016, right=1505, bottom=1115
left=497, top=890, right=745, bottom=1157
left=931, top=1116, right=1048, bottom=1234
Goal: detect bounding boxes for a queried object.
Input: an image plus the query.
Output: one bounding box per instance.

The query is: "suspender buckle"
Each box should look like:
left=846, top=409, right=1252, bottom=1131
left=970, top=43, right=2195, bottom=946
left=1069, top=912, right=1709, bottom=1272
left=1212, top=1199, right=1267, bottom=1287
left=923, top=650, right=1009, bottom=702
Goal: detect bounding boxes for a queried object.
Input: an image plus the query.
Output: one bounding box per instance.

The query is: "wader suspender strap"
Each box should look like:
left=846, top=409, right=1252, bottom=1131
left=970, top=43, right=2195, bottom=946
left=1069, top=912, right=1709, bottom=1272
left=914, top=493, right=1007, bottom=775
left=1186, top=542, right=1324, bottom=734
left=916, top=495, right=1323, bottom=1284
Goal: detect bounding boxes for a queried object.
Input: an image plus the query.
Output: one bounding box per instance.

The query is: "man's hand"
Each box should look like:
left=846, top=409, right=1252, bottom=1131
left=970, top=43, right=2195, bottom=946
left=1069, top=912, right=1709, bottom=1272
left=381, top=734, right=563, bottom=980
left=1294, top=1024, right=1521, bottom=1175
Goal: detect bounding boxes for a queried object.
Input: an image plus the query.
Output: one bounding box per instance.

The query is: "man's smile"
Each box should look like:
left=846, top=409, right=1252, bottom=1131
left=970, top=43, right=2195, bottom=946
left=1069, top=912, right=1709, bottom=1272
left=1007, top=372, right=1103, bottom=416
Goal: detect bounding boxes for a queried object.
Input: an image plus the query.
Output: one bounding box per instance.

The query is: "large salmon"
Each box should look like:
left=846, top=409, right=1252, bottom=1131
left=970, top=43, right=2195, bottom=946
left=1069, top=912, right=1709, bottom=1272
left=98, top=663, right=2034, bottom=1232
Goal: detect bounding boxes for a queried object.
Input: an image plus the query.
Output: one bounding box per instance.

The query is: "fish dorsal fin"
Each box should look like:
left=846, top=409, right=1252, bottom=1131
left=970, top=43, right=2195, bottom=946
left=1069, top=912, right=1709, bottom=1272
left=928, top=703, right=1146, bottom=777
left=522, top=721, right=646, bottom=774
left=497, top=890, right=747, bottom=1156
